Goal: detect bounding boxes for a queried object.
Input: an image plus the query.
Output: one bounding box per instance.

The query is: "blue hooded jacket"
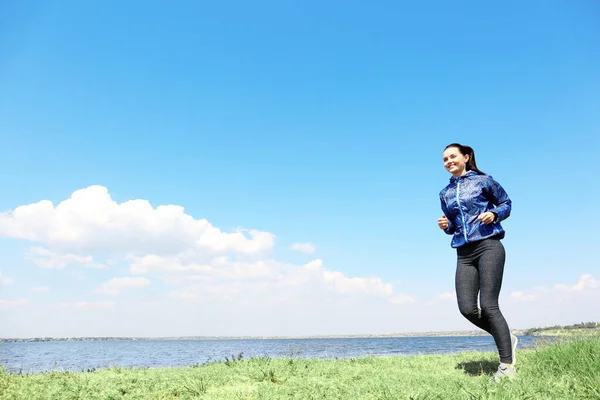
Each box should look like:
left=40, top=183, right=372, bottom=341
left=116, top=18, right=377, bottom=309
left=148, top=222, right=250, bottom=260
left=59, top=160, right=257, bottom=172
left=439, top=170, right=512, bottom=248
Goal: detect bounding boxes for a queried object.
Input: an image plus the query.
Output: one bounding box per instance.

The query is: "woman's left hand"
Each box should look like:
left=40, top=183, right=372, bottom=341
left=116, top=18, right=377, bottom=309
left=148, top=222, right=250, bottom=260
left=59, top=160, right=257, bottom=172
left=477, top=212, right=495, bottom=224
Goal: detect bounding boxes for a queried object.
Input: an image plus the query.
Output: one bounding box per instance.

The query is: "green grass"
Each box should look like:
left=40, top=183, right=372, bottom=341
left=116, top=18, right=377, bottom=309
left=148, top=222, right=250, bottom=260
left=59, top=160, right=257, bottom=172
left=1, top=336, right=599, bottom=399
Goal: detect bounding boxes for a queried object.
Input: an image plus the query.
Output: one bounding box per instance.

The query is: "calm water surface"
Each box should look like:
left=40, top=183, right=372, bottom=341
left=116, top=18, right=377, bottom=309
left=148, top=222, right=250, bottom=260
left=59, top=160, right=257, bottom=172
left=0, top=336, right=540, bottom=373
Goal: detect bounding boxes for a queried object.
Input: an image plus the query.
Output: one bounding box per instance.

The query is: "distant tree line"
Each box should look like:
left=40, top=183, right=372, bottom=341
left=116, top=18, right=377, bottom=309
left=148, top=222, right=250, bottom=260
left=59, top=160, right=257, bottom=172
left=523, top=321, right=599, bottom=336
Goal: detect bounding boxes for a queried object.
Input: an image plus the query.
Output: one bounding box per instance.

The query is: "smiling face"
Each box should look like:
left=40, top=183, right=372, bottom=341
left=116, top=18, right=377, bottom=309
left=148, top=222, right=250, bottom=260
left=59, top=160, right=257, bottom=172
left=443, top=146, right=469, bottom=177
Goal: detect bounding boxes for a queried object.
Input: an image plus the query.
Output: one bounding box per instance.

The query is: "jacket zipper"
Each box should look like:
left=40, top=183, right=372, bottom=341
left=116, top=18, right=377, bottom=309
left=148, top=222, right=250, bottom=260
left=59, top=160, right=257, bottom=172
left=456, top=179, right=469, bottom=243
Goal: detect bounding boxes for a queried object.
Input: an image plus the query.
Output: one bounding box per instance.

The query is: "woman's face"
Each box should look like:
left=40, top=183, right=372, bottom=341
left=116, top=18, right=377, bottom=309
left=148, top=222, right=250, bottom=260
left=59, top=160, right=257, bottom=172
left=443, top=146, right=469, bottom=177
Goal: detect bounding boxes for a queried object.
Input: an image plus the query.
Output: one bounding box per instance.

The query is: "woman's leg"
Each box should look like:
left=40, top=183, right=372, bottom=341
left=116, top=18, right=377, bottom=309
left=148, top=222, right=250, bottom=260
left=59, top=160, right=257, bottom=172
left=478, top=239, right=512, bottom=364
left=455, top=239, right=513, bottom=364
left=455, top=245, right=493, bottom=334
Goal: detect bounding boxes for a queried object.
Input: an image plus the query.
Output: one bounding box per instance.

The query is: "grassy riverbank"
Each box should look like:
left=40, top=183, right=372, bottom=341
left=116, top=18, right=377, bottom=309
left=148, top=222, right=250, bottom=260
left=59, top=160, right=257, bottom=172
left=1, top=336, right=599, bottom=400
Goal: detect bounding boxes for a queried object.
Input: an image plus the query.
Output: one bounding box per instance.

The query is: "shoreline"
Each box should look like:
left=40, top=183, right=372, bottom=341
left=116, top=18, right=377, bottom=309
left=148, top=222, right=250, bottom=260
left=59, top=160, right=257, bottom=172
left=3, top=324, right=598, bottom=342
left=0, top=329, right=522, bottom=342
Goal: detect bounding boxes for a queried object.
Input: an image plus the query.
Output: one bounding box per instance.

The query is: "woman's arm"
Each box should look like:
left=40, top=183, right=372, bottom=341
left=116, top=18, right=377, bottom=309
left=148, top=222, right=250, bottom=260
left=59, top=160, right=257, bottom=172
left=439, top=194, right=456, bottom=234
left=485, top=176, right=512, bottom=222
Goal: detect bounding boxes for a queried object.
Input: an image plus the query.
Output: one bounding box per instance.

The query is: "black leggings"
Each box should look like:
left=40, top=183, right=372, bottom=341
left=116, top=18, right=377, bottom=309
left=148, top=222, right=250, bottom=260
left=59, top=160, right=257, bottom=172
left=455, top=238, right=512, bottom=363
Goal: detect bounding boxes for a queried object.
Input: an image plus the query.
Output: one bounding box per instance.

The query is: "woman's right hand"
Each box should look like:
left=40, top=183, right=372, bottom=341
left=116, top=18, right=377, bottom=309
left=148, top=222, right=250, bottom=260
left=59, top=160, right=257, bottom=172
left=437, top=215, right=449, bottom=230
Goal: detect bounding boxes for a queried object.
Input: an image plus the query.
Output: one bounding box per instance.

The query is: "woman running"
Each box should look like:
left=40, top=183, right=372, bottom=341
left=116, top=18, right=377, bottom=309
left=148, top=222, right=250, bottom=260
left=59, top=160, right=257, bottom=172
left=437, top=143, right=518, bottom=382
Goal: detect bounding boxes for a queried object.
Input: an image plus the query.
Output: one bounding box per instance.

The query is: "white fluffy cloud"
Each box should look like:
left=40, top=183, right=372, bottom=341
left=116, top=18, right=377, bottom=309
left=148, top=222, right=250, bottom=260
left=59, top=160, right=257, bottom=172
left=503, top=274, right=600, bottom=331
left=31, top=286, right=50, bottom=293
left=0, top=185, right=275, bottom=257
left=509, top=273, right=600, bottom=303
left=0, top=186, right=413, bottom=310
left=147, top=257, right=413, bottom=305
left=320, top=266, right=415, bottom=304
left=291, top=242, right=316, bottom=254
left=96, top=277, right=151, bottom=295
left=555, top=274, right=599, bottom=293
left=128, top=255, right=278, bottom=281
left=0, top=275, right=14, bottom=285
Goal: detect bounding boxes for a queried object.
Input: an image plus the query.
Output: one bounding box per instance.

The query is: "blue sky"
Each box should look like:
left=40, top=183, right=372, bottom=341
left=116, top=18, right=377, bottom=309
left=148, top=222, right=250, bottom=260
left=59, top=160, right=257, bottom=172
left=1, top=1, right=599, bottom=338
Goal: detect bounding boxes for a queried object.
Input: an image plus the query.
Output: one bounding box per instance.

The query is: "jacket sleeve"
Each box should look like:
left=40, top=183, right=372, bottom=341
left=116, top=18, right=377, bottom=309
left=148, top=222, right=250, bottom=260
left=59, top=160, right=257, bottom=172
left=439, top=193, right=455, bottom=235
left=485, top=176, right=512, bottom=222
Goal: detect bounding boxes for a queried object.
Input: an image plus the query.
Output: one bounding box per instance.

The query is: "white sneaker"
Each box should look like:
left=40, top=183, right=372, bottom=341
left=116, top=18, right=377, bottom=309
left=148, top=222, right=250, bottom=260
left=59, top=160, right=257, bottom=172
left=492, top=363, right=517, bottom=382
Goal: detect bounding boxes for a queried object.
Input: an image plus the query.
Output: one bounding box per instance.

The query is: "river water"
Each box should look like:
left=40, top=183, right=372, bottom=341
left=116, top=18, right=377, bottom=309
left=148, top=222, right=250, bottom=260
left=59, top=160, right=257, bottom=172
left=0, top=335, right=540, bottom=373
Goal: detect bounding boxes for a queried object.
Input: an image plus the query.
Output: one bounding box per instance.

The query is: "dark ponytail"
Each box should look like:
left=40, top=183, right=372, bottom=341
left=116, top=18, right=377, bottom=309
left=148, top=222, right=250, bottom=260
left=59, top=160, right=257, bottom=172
left=444, top=143, right=485, bottom=175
